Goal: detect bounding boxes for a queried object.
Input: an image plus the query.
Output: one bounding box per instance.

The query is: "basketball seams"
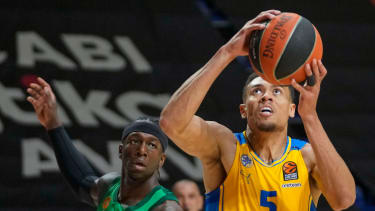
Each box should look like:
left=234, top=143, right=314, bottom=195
left=280, top=28, right=317, bottom=81
left=275, top=17, right=318, bottom=84
left=258, top=24, right=267, bottom=77
left=278, top=26, right=318, bottom=83
left=273, top=16, right=302, bottom=83
left=249, top=26, right=268, bottom=80
left=304, top=27, right=320, bottom=68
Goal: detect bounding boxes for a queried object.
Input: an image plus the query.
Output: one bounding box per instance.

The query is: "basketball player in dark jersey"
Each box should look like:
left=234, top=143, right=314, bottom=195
left=27, top=77, right=182, bottom=211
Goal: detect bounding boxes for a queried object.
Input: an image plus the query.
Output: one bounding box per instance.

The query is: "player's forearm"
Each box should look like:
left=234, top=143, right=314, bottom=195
left=48, top=127, right=99, bottom=206
left=160, top=47, right=235, bottom=134
left=302, top=114, right=355, bottom=209
left=44, top=117, right=62, bottom=130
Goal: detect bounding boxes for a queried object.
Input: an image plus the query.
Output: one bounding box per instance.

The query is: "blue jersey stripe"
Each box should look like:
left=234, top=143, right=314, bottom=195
left=204, top=187, right=220, bottom=211
left=291, top=138, right=307, bottom=150
left=240, top=135, right=291, bottom=167
left=249, top=150, right=290, bottom=167
left=221, top=185, right=224, bottom=211
left=234, top=132, right=246, bottom=145
left=250, top=136, right=290, bottom=166
left=310, top=200, right=316, bottom=211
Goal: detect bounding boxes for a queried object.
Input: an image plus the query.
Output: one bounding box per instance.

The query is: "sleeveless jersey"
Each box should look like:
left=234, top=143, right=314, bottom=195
left=205, top=132, right=316, bottom=211
left=97, top=177, right=178, bottom=211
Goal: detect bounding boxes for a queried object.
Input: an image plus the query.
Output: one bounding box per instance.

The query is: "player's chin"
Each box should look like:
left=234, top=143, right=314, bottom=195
left=257, top=122, right=277, bottom=132
left=128, top=170, right=154, bottom=180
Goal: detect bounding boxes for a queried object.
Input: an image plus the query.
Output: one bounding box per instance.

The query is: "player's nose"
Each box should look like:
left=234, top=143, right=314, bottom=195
left=261, top=90, right=273, bottom=102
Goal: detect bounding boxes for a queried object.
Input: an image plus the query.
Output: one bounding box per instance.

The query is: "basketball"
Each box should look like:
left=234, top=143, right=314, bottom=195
left=249, top=12, right=323, bottom=85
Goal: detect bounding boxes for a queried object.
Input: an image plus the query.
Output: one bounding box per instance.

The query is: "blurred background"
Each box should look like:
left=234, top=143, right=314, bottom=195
left=0, top=0, right=374, bottom=210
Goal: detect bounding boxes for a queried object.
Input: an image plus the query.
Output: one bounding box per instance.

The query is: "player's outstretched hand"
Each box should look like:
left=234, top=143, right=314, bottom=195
left=223, top=10, right=281, bottom=57
left=26, top=77, right=61, bottom=130
left=291, top=59, right=327, bottom=119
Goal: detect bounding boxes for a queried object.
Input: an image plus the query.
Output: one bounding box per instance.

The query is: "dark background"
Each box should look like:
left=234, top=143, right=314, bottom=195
left=0, top=0, right=374, bottom=210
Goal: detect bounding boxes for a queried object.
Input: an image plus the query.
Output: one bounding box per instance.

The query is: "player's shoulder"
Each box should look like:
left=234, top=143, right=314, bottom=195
left=97, top=172, right=121, bottom=186
left=290, top=137, right=309, bottom=151
left=206, top=120, right=236, bottom=143
left=96, top=172, right=121, bottom=198
left=299, top=141, right=312, bottom=156
left=90, top=172, right=121, bottom=206
left=298, top=141, right=316, bottom=172
left=206, top=120, right=233, bottom=133
left=151, top=200, right=182, bottom=211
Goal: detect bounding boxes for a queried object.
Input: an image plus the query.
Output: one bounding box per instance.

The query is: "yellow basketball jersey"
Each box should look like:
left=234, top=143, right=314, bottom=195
left=205, top=132, right=316, bottom=211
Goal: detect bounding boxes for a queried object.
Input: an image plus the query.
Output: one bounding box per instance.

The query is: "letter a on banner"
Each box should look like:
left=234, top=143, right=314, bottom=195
left=17, top=31, right=76, bottom=69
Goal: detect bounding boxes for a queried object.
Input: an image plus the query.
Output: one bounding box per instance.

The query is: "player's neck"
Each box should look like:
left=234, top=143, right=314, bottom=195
left=246, top=128, right=288, bottom=164
left=119, top=172, right=159, bottom=205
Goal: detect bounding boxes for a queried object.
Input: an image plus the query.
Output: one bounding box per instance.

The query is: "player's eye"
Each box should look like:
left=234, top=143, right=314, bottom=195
left=147, top=142, right=157, bottom=150
left=129, top=139, right=139, bottom=145
left=273, top=88, right=281, bottom=95
left=253, top=88, right=262, bottom=95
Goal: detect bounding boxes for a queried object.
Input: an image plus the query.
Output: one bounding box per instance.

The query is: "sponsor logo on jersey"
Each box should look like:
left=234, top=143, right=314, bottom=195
left=282, top=183, right=302, bottom=188
left=282, top=161, right=298, bottom=181
left=240, top=170, right=251, bottom=184
left=241, top=154, right=253, bottom=168
left=102, top=196, right=112, bottom=209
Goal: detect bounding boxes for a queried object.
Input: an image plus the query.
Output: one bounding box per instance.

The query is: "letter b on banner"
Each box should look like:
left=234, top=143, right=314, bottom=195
left=63, top=34, right=125, bottom=71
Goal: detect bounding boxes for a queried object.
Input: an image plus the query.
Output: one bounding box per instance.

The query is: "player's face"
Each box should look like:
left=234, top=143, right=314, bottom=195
left=120, top=132, right=165, bottom=180
left=240, top=77, right=295, bottom=132
left=173, top=183, right=203, bottom=211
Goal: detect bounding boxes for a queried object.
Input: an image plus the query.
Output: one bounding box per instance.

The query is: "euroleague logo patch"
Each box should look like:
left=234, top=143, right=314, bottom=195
left=241, top=154, right=253, bottom=168
left=102, top=196, right=111, bottom=209
left=282, top=161, right=298, bottom=181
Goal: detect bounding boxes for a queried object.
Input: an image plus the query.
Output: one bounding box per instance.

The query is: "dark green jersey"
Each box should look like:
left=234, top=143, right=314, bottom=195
left=97, top=177, right=178, bottom=211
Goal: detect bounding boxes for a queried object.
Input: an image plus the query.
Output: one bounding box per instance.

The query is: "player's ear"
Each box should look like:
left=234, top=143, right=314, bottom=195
left=239, top=104, right=247, bottom=119
left=119, top=144, right=123, bottom=159
left=289, top=103, right=296, bottom=118
left=159, top=153, right=166, bottom=168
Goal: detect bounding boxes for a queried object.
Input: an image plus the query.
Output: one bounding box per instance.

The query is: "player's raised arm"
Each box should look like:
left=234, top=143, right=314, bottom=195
left=160, top=10, right=281, bottom=158
left=27, top=77, right=102, bottom=206
left=27, top=77, right=61, bottom=130
left=292, top=60, right=356, bottom=210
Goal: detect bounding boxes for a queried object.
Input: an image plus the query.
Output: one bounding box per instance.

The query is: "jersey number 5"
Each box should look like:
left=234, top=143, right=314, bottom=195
left=260, top=190, right=277, bottom=211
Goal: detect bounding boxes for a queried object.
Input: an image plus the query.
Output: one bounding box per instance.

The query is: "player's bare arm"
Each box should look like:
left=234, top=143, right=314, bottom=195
left=160, top=10, right=280, bottom=191
left=292, top=59, right=356, bottom=210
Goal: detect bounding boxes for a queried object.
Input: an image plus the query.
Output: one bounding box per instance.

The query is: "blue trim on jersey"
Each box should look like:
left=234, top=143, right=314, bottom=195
left=249, top=151, right=288, bottom=167
left=310, top=200, right=316, bottom=211
left=249, top=137, right=290, bottom=167
left=290, top=138, right=307, bottom=150
left=204, top=186, right=220, bottom=211
left=234, top=132, right=246, bottom=145
left=221, top=185, right=224, bottom=211
left=251, top=136, right=289, bottom=160
left=234, top=132, right=292, bottom=167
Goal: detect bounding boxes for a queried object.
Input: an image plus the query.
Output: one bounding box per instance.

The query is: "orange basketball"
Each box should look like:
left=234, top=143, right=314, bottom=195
left=249, top=12, right=323, bottom=85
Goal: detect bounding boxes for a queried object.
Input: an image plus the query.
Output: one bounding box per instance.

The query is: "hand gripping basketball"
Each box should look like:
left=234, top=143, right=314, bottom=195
left=249, top=12, right=323, bottom=85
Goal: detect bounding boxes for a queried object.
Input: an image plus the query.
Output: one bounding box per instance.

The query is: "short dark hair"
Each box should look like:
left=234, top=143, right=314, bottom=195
left=242, top=72, right=295, bottom=103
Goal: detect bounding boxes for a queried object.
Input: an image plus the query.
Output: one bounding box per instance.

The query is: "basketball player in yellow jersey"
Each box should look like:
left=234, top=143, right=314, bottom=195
left=160, top=10, right=356, bottom=210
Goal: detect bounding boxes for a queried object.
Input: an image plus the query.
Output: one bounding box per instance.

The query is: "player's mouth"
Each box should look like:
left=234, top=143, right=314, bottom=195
left=129, top=159, right=147, bottom=170
left=259, top=106, right=273, bottom=117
